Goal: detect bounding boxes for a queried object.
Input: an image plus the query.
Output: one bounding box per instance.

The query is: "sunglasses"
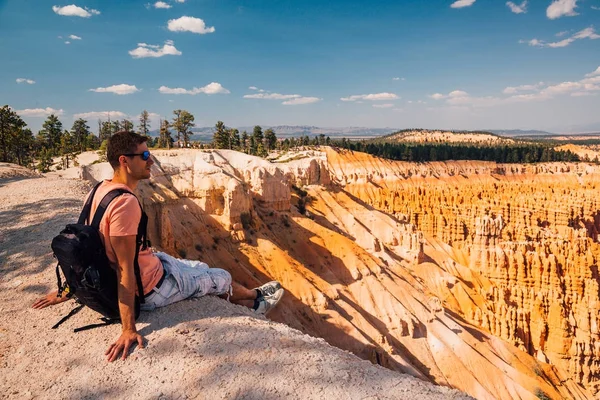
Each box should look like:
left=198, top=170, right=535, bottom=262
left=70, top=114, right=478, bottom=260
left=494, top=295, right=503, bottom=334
left=123, top=150, right=151, bottom=161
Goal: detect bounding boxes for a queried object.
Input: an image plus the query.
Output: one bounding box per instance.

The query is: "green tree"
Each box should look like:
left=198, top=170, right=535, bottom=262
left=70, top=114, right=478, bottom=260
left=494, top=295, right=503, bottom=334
left=38, top=114, right=63, bottom=154
left=158, top=119, right=172, bottom=149
left=241, top=131, right=249, bottom=153
left=250, top=125, right=263, bottom=155
left=86, top=133, right=100, bottom=150
left=111, top=120, right=122, bottom=134
left=213, top=121, right=229, bottom=149
left=230, top=128, right=240, bottom=150
left=59, top=130, right=75, bottom=169
left=0, top=105, right=27, bottom=163
left=12, top=128, right=35, bottom=166
left=71, top=118, right=91, bottom=153
left=172, top=110, right=195, bottom=147
left=99, top=120, right=112, bottom=142
left=264, top=128, right=277, bottom=151
left=121, top=119, right=134, bottom=132
left=97, top=139, right=108, bottom=162
left=138, top=110, right=150, bottom=137
left=37, top=147, right=52, bottom=172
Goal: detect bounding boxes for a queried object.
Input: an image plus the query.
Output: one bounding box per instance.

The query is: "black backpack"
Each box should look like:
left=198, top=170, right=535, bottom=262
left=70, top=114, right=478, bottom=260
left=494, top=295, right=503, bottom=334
left=50, top=181, right=148, bottom=332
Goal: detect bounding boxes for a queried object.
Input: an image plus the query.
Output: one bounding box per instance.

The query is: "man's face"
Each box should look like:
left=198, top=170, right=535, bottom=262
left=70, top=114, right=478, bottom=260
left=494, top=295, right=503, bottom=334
left=127, top=142, right=154, bottom=180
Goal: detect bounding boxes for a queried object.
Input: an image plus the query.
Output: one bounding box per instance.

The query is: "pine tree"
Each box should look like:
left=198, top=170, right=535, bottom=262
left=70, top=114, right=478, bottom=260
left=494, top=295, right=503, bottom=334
left=100, top=121, right=112, bottom=142
left=213, top=121, right=228, bottom=149
left=172, top=110, right=195, bottom=147
left=251, top=125, right=263, bottom=155
left=12, top=128, right=34, bottom=166
left=249, top=135, right=256, bottom=155
left=0, top=105, right=27, bottom=163
left=121, top=119, right=134, bottom=132
left=111, top=120, right=122, bottom=133
left=264, top=128, right=277, bottom=151
left=59, top=130, right=74, bottom=169
left=37, top=147, right=52, bottom=172
left=138, top=110, right=150, bottom=137
left=158, top=119, right=172, bottom=149
left=38, top=114, right=63, bottom=155
left=71, top=118, right=90, bottom=153
left=230, top=128, right=240, bottom=150
left=241, top=131, right=249, bottom=153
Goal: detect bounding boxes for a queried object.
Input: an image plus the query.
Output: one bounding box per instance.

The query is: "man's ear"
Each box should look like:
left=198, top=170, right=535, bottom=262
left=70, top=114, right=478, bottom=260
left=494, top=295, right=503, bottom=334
left=118, top=155, right=129, bottom=168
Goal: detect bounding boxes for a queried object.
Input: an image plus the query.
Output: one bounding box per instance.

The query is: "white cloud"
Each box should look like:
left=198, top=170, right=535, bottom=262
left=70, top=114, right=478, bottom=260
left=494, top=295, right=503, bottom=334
left=430, top=93, right=446, bottom=100
left=546, top=0, right=578, bottom=19
left=592, top=6, right=600, bottom=10
left=158, top=82, right=230, bottom=95
left=52, top=5, right=100, bottom=18
left=506, top=1, right=527, bottom=13
left=65, top=41, right=71, bottom=45
left=16, top=78, right=35, bottom=84
left=68, top=34, right=82, bottom=40
left=16, top=107, right=64, bottom=117
left=129, top=40, right=182, bottom=58
left=73, top=111, right=128, bottom=120
left=340, top=92, right=399, bottom=101
left=89, top=84, right=140, bottom=95
left=392, top=77, right=406, bottom=81
left=523, top=26, right=600, bottom=48
left=243, top=90, right=320, bottom=104
left=502, top=82, right=544, bottom=94
left=451, top=0, right=476, bottom=8
left=556, top=30, right=570, bottom=37
left=175, top=0, right=185, bottom=2
left=586, top=67, right=600, bottom=77
left=243, top=93, right=300, bottom=100
left=282, top=97, right=321, bottom=105
left=449, top=90, right=469, bottom=98
left=432, top=66, right=600, bottom=108
left=372, top=103, right=394, bottom=108
left=167, top=16, right=215, bottom=34
left=154, top=1, right=171, bottom=8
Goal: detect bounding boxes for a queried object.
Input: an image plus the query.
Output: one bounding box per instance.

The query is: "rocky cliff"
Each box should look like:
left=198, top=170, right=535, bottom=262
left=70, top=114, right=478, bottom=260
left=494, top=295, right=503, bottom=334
left=80, top=147, right=599, bottom=399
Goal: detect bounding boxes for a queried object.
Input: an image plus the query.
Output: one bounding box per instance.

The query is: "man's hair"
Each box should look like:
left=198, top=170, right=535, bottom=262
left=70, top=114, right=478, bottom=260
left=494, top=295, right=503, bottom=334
left=106, top=130, right=148, bottom=169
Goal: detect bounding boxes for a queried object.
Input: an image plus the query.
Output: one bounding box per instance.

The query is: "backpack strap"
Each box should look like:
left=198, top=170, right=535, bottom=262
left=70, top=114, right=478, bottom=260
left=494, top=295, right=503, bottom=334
left=52, top=303, right=84, bottom=329
left=77, top=181, right=104, bottom=225
left=73, top=317, right=117, bottom=333
left=89, top=189, right=147, bottom=304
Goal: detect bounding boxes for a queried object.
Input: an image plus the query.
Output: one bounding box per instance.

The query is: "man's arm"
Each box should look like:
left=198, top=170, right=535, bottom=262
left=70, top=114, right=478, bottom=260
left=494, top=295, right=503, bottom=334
left=105, top=234, right=144, bottom=362
left=32, top=290, right=71, bottom=309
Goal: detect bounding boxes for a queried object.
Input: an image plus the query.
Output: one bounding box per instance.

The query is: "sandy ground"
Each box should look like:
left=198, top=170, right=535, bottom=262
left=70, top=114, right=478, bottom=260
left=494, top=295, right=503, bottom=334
left=0, top=168, right=471, bottom=400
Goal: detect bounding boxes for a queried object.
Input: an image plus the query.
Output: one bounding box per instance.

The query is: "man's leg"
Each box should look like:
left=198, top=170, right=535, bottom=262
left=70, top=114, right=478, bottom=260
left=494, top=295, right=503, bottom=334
left=227, top=281, right=257, bottom=308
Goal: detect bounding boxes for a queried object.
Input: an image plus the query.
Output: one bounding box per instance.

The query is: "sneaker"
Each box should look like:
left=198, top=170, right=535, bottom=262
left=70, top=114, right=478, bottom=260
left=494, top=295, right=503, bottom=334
left=253, top=288, right=284, bottom=315
left=254, top=281, right=282, bottom=298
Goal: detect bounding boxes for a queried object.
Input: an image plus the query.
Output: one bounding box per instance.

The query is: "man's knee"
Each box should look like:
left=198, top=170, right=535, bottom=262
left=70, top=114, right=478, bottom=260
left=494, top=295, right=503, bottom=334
left=207, top=268, right=232, bottom=295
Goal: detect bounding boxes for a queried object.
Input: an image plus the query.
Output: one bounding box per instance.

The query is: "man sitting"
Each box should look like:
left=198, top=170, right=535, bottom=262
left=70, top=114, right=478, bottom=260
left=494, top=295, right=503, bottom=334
left=33, top=130, right=284, bottom=362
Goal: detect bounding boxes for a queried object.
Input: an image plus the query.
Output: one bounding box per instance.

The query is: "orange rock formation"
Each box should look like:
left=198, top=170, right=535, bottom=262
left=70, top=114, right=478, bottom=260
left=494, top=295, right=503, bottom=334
left=84, top=148, right=599, bottom=399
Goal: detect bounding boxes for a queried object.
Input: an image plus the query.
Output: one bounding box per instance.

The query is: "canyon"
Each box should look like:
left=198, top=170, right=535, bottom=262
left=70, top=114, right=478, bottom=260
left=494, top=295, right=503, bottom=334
left=81, top=147, right=600, bottom=399
left=3, top=146, right=600, bottom=399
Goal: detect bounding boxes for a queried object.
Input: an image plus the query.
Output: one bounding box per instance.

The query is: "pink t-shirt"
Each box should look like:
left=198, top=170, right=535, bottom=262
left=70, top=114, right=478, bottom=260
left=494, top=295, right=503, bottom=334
left=84, top=180, right=163, bottom=295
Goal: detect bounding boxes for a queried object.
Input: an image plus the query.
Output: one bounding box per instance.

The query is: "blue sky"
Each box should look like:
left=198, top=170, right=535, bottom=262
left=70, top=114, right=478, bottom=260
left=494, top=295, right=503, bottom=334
left=1, top=0, right=599, bottom=133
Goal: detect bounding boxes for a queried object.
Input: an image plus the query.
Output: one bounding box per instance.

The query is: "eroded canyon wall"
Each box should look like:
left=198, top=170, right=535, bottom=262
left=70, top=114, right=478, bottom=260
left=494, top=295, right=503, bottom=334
left=325, top=148, right=600, bottom=396
left=84, top=148, right=599, bottom=399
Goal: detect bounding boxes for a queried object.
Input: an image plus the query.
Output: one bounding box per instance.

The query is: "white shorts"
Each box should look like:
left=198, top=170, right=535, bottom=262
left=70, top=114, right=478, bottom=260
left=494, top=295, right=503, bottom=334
left=141, top=251, right=232, bottom=311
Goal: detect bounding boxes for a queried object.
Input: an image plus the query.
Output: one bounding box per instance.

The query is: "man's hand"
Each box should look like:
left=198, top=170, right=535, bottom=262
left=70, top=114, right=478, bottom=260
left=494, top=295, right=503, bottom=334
left=32, top=290, right=71, bottom=309
left=105, top=330, right=144, bottom=362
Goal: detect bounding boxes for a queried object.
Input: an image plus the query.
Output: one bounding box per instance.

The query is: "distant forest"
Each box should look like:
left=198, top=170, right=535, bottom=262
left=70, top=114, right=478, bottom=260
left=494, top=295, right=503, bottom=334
left=329, top=139, right=582, bottom=163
